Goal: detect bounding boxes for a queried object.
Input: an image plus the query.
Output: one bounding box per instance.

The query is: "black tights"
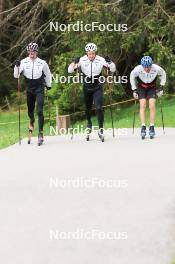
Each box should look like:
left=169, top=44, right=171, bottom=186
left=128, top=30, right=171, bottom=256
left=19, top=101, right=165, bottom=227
left=27, top=88, right=44, bottom=133
left=83, top=87, right=104, bottom=130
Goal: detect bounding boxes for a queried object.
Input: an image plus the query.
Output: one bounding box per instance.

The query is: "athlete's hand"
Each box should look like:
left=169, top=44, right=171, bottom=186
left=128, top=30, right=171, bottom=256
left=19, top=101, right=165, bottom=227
left=15, top=60, right=20, bottom=67
left=105, top=56, right=112, bottom=64
left=73, top=57, right=80, bottom=64
left=156, top=86, right=164, bottom=98
left=133, top=89, right=138, bottom=99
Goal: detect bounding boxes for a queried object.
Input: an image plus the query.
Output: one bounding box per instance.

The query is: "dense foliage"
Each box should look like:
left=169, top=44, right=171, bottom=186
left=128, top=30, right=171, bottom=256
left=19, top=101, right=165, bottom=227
left=0, top=0, right=175, bottom=114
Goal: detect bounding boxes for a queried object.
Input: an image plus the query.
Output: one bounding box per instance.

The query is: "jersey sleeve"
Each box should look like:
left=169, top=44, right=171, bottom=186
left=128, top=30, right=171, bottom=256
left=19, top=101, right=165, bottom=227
left=130, top=67, right=139, bottom=90
left=13, top=60, right=24, bottom=78
left=43, top=62, right=52, bottom=87
left=157, top=66, right=166, bottom=86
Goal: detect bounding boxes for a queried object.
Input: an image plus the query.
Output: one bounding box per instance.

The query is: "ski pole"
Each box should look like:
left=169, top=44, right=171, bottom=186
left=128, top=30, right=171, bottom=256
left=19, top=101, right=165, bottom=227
left=160, top=97, right=165, bottom=134
left=132, top=100, right=137, bottom=134
left=106, top=66, right=115, bottom=137
left=71, top=94, right=76, bottom=140
left=71, top=67, right=78, bottom=140
left=17, top=67, right=21, bottom=145
left=46, top=89, right=51, bottom=128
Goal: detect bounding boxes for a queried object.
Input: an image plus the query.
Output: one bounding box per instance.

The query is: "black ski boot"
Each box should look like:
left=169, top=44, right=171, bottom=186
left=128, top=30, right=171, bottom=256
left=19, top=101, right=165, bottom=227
left=28, top=122, right=34, bottom=144
left=149, top=125, right=155, bottom=139
left=98, top=128, right=104, bottom=142
left=141, top=125, right=146, bottom=140
left=38, top=132, right=44, bottom=146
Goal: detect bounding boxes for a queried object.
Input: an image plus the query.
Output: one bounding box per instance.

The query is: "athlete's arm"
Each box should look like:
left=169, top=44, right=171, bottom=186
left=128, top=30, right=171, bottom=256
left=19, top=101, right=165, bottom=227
left=68, top=57, right=81, bottom=73
left=157, top=66, right=166, bottom=86
left=43, top=62, right=52, bottom=88
left=14, top=60, right=24, bottom=78
left=130, top=68, right=139, bottom=91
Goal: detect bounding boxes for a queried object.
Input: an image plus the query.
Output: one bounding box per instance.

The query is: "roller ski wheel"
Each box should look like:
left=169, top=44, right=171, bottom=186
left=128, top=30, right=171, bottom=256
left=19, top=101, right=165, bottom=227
left=149, top=126, right=155, bottom=139
left=141, top=125, right=146, bottom=140
left=27, top=124, right=34, bottom=144
left=38, top=132, right=44, bottom=146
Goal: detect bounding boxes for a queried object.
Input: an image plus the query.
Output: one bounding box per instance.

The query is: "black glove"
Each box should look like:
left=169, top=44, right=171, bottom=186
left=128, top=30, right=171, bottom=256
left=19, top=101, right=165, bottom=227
left=105, top=56, right=112, bottom=64
left=15, top=60, right=20, bottom=67
left=46, top=87, right=51, bottom=90
left=73, top=57, right=80, bottom=64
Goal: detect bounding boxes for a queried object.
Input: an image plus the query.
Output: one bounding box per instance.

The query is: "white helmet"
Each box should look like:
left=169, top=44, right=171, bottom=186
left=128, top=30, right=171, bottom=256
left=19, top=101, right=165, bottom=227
left=27, top=42, right=39, bottom=52
left=85, top=43, right=97, bottom=52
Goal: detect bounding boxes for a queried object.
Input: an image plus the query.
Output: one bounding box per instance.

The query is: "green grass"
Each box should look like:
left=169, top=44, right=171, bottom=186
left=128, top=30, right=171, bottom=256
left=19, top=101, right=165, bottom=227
left=0, top=96, right=175, bottom=149
left=0, top=109, right=50, bottom=149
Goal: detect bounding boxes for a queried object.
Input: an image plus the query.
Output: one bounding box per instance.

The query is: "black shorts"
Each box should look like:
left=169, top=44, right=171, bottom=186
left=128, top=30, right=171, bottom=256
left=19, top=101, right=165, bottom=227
left=138, top=87, right=157, bottom=100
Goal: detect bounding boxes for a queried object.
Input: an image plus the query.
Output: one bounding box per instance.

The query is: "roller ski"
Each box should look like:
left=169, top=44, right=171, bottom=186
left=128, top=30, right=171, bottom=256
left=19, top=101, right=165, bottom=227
left=98, top=129, right=104, bottom=142
left=149, top=126, right=155, bottom=139
left=27, top=123, right=34, bottom=144
left=38, top=132, right=44, bottom=146
left=141, top=125, right=146, bottom=140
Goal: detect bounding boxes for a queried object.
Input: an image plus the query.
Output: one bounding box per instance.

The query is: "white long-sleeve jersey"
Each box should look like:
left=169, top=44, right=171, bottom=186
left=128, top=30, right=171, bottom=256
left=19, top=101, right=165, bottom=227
left=14, top=57, right=52, bottom=87
left=130, top=64, right=166, bottom=90
left=68, top=55, right=116, bottom=76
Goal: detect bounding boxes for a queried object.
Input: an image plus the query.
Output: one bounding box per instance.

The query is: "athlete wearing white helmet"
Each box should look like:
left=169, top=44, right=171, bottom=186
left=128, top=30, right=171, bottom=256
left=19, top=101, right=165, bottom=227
left=130, top=56, right=166, bottom=139
left=26, top=42, right=39, bottom=52
left=68, top=43, right=116, bottom=140
left=14, top=42, right=52, bottom=144
left=85, top=43, right=97, bottom=52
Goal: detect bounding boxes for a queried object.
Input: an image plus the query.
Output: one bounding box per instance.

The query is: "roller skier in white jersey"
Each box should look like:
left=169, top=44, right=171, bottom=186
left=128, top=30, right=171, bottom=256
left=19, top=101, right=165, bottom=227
left=130, top=56, right=166, bottom=139
left=68, top=43, right=116, bottom=142
left=14, top=42, right=52, bottom=146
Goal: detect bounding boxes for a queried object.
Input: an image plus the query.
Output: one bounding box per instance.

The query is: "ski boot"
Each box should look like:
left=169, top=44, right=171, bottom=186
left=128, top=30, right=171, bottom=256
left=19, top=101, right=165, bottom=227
left=149, top=125, right=155, bottom=139
left=141, top=125, right=146, bottom=140
left=98, top=128, right=104, bottom=142
left=86, top=127, right=92, bottom=141
left=38, top=132, right=44, bottom=146
left=28, top=122, right=34, bottom=144
left=86, top=123, right=92, bottom=141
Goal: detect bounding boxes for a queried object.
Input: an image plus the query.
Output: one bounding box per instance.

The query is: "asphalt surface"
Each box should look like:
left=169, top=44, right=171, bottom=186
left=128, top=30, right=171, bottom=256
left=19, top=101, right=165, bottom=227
left=0, top=128, right=175, bottom=264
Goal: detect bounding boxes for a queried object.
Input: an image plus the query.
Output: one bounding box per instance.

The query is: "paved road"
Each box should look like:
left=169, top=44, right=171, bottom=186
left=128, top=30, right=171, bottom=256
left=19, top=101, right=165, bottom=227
left=0, top=128, right=175, bottom=264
